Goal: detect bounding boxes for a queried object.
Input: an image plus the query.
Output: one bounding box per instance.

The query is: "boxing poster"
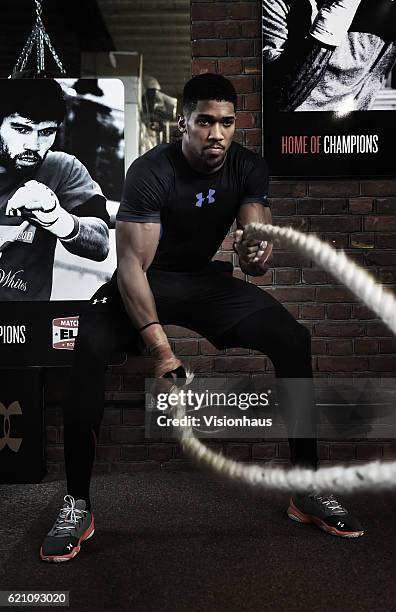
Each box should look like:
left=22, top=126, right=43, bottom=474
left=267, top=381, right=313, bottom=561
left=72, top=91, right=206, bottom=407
left=262, top=0, right=396, bottom=177
left=0, top=78, right=125, bottom=365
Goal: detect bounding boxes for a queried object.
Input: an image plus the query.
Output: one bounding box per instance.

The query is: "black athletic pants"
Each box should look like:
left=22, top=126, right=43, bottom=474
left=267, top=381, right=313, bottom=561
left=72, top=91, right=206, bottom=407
left=63, top=264, right=318, bottom=508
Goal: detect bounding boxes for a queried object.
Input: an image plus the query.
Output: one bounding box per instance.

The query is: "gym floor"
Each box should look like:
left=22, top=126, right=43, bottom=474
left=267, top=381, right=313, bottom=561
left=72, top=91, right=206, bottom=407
left=1, top=469, right=395, bottom=611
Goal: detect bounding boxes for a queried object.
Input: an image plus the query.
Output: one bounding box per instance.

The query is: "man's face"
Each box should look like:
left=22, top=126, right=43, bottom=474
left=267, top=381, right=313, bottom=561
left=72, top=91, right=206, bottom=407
left=0, top=114, right=58, bottom=172
left=181, top=100, right=236, bottom=172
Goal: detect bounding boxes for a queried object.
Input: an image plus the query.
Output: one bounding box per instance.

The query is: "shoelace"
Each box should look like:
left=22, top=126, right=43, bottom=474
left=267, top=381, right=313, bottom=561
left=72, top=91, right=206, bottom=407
left=313, top=493, right=347, bottom=515
left=53, top=495, right=86, bottom=534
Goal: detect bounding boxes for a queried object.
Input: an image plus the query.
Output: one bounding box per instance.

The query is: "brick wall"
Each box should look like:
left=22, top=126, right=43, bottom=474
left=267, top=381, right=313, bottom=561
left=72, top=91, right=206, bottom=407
left=45, top=0, right=396, bottom=475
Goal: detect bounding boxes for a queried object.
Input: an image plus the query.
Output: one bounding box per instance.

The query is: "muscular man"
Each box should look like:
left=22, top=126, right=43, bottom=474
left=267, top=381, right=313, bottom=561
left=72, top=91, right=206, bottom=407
left=0, top=79, right=109, bottom=300
left=40, top=74, right=364, bottom=563
left=262, top=0, right=396, bottom=111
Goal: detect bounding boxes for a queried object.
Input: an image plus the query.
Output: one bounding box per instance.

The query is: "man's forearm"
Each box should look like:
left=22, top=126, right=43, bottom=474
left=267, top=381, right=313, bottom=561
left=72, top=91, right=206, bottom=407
left=239, top=255, right=274, bottom=277
left=60, top=217, right=109, bottom=261
left=117, top=263, right=160, bottom=332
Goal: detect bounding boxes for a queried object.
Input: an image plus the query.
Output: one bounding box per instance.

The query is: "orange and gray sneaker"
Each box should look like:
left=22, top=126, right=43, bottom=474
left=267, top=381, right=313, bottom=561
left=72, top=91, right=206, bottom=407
left=40, top=495, right=95, bottom=562
left=287, top=491, right=364, bottom=538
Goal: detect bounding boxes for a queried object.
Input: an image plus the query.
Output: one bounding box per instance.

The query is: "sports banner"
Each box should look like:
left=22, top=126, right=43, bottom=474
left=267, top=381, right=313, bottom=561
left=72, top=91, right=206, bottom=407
left=262, top=0, right=396, bottom=177
left=0, top=78, right=124, bottom=365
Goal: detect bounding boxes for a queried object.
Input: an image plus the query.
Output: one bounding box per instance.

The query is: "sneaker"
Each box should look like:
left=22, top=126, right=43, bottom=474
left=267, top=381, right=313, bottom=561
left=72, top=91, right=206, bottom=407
left=40, top=495, right=95, bottom=562
left=287, top=492, right=364, bottom=538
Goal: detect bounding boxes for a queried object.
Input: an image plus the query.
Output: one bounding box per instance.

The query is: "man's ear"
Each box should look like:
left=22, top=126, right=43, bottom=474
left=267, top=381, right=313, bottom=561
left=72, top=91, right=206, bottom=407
left=177, top=114, right=187, bottom=133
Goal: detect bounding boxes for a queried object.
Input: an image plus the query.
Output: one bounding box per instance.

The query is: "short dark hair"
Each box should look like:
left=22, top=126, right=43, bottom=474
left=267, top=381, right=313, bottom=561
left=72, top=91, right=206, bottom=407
left=0, top=79, right=66, bottom=125
left=182, top=73, right=237, bottom=114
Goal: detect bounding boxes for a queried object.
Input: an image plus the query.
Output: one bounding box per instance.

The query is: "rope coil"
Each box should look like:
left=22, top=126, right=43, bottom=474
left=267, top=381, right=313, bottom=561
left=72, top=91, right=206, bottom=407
left=169, top=223, right=396, bottom=492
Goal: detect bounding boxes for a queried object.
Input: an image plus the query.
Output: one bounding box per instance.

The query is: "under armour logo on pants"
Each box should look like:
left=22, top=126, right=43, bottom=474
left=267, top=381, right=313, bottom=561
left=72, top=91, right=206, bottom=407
left=195, top=189, right=216, bottom=207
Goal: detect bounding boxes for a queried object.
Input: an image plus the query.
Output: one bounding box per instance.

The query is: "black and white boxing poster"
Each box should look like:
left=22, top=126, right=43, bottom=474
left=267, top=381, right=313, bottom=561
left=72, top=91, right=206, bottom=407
left=0, top=78, right=124, bottom=365
left=262, top=0, right=396, bottom=177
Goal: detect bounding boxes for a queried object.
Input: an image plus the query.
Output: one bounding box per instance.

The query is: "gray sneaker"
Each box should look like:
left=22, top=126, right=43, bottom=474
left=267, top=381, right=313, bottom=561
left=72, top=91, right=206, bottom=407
left=40, top=495, right=95, bottom=562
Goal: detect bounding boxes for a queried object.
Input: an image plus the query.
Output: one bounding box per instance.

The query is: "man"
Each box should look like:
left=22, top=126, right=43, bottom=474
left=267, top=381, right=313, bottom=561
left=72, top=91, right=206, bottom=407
left=40, top=74, right=363, bottom=563
left=0, top=79, right=109, bottom=300
left=262, top=0, right=396, bottom=111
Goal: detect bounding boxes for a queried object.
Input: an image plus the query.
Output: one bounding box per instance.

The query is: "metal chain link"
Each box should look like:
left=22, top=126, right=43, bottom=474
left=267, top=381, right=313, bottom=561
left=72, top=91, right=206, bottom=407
left=10, top=0, right=66, bottom=76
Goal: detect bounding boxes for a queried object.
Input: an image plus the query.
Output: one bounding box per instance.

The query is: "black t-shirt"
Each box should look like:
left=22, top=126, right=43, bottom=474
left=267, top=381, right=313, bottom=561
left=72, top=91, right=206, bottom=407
left=116, top=140, right=269, bottom=272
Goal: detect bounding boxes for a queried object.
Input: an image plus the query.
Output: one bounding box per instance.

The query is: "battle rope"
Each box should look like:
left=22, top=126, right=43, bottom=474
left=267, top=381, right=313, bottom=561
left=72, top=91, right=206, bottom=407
left=167, top=223, right=396, bottom=492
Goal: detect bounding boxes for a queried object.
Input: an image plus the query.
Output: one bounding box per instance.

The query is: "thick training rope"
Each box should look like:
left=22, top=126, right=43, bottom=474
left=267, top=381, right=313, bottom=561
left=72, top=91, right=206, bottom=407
left=168, top=223, right=396, bottom=492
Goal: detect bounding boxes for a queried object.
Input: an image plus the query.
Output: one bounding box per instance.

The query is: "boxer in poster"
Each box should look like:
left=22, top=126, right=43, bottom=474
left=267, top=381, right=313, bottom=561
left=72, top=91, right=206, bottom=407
left=0, top=79, right=110, bottom=301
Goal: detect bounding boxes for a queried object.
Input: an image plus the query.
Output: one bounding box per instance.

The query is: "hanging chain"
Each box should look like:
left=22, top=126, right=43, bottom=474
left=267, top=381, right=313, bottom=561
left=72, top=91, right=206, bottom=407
left=10, top=0, right=66, bottom=77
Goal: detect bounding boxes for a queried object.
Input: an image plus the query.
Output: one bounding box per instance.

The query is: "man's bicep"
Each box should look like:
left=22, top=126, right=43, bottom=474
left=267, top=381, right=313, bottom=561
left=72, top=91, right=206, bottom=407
left=116, top=220, right=161, bottom=272
left=237, top=202, right=272, bottom=229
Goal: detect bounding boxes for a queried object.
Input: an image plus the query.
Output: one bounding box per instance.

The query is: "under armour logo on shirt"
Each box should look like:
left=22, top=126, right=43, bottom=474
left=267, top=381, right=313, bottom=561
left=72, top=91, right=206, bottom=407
left=195, top=189, right=216, bottom=207
left=92, top=297, right=107, bottom=305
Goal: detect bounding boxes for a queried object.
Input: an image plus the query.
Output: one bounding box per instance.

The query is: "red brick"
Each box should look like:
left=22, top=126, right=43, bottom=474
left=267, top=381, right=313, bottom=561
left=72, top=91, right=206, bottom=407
left=227, top=40, right=254, bottom=57
left=244, top=93, right=261, bottom=110
left=228, top=3, right=259, bottom=20
left=366, top=321, right=393, bottom=337
left=245, top=129, right=261, bottom=146
left=350, top=233, right=374, bottom=249
left=356, top=445, right=382, bottom=460
left=361, top=181, right=396, bottom=197
left=379, top=338, right=396, bottom=353
left=191, top=22, right=215, bottom=38
left=102, top=408, right=121, bottom=426
left=310, top=216, right=360, bottom=232
left=218, top=57, right=242, bottom=75
left=236, top=111, right=257, bottom=128
left=320, top=233, right=349, bottom=249
left=376, top=198, right=396, bottom=214
left=266, top=287, right=315, bottom=302
left=379, top=269, right=396, bottom=283
left=191, top=59, right=217, bottom=75
left=164, top=325, right=200, bottom=338
left=318, top=356, right=368, bottom=371
left=270, top=198, right=296, bottom=215
left=191, top=5, right=227, bottom=20
left=354, top=338, right=379, bottom=354
left=192, top=39, right=227, bottom=57
left=312, top=339, right=326, bottom=354
left=326, top=340, right=353, bottom=355
left=46, top=427, right=58, bottom=444
left=214, top=356, right=265, bottom=372
left=315, top=287, right=356, bottom=303
left=349, top=198, right=373, bottom=214
left=296, top=199, right=321, bottom=214
left=368, top=356, right=396, bottom=371
left=376, top=234, right=396, bottom=248
left=364, top=216, right=396, bottom=231
left=275, top=269, right=300, bottom=285
left=269, top=182, right=307, bottom=198
left=200, top=339, right=222, bottom=355
left=314, top=322, right=365, bottom=337
left=352, top=304, right=377, bottom=319
left=301, top=304, right=325, bottom=319
left=309, top=182, right=360, bottom=198
left=214, top=21, right=240, bottom=38
left=243, top=58, right=261, bottom=74
left=383, top=444, right=396, bottom=459
left=329, top=443, right=356, bottom=461
left=174, top=339, right=199, bottom=355
left=241, top=21, right=261, bottom=37
left=322, top=199, right=348, bottom=214
left=365, top=251, right=396, bottom=266
left=187, top=356, right=215, bottom=372
left=326, top=304, right=351, bottom=319
left=302, top=270, right=328, bottom=284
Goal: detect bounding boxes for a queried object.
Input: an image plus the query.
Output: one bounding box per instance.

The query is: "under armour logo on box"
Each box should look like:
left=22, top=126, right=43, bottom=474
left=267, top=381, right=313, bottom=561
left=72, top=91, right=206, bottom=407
left=0, top=401, right=22, bottom=452
left=195, top=189, right=216, bottom=207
